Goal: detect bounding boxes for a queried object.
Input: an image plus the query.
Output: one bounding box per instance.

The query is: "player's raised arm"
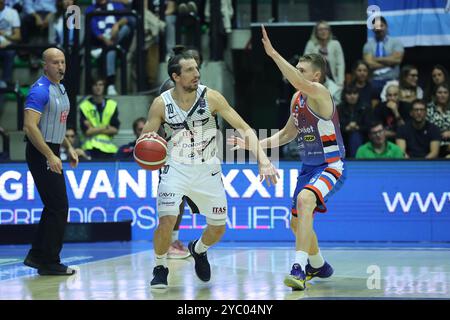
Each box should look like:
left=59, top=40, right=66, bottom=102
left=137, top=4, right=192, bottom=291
left=208, top=89, right=279, bottom=186
left=261, top=25, right=328, bottom=99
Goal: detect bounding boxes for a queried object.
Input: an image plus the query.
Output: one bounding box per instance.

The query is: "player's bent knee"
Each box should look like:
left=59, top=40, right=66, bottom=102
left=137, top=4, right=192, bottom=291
left=297, top=190, right=317, bottom=210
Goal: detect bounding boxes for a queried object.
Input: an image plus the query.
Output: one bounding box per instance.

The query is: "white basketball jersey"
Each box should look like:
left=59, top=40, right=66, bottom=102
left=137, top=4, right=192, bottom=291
left=160, top=85, right=219, bottom=164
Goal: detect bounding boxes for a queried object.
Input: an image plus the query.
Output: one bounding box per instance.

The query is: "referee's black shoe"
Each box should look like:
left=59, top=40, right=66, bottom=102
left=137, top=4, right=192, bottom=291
left=38, top=263, right=76, bottom=276
left=24, top=254, right=43, bottom=269
left=188, top=240, right=211, bottom=282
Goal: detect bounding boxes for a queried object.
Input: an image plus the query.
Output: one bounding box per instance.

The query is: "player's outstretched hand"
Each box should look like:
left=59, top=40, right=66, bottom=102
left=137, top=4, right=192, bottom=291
left=227, top=135, right=248, bottom=151
left=258, top=161, right=280, bottom=187
left=261, top=25, right=277, bottom=58
left=68, top=147, right=79, bottom=168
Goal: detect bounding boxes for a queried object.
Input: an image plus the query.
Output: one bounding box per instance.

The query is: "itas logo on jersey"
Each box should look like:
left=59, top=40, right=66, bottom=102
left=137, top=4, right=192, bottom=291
left=60, top=110, right=69, bottom=123
left=212, top=207, right=227, bottom=214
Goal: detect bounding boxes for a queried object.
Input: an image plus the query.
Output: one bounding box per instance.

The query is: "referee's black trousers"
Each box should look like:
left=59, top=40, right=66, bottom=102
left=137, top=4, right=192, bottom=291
left=26, top=142, right=69, bottom=264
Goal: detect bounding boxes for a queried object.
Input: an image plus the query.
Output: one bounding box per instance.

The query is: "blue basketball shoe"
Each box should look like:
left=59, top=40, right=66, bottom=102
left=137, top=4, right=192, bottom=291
left=305, top=261, right=334, bottom=281
left=283, top=263, right=306, bottom=291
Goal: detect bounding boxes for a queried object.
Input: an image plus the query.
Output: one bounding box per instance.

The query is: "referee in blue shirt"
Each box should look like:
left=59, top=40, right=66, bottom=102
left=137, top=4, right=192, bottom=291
left=23, top=48, right=78, bottom=275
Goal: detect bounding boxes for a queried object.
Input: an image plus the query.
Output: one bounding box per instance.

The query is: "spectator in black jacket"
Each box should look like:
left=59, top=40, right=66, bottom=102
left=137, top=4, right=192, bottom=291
left=337, top=85, right=366, bottom=157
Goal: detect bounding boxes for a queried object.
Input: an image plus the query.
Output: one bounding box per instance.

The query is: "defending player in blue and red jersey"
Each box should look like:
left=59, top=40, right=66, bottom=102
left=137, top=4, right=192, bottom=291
left=229, top=26, right=346, bottom=291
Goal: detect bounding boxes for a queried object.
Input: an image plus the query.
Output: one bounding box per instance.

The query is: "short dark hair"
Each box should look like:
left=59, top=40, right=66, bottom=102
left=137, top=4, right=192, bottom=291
left=132, top=117, right=146, bottom=134
left=369, top=121, right=384, bottom=131
left=167, top=47, right=196, bottom=81
left=351, top=60, right=370, bottom=75
left=298, top=53, right=327, bottom=84
left=92, top=77, right=106, bottom=86
left=411, top=99, right=427, bottom=109
left=66, top=125, right=76, bottom=133
left=433, top=82, right=449, bottom=96
left=371, top=15, right=387, bottom=26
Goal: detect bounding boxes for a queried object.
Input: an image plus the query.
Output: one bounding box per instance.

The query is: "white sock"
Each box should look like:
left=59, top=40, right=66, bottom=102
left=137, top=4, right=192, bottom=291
left=309, top=250, right=325, bottom=268
left=295, top=250, right=309, bottom=271
left=155, top=253, right=167, bottom=268
left=194, top=238, right=210, bottom=254
left=171, top=231, right=179, bottom=243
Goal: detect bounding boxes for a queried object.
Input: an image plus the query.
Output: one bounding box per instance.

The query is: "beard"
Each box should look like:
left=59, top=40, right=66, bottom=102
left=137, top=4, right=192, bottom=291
left=182, top=83, right=199, bottom=93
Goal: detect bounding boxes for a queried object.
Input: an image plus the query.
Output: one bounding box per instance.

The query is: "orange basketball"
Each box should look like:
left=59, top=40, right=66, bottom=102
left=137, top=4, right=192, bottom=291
left=133, top=136, right=168, bottom=170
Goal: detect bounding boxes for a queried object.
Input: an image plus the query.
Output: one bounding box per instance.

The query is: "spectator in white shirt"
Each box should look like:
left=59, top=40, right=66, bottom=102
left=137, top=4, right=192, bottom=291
left=0, top=0, right=21, bottom=87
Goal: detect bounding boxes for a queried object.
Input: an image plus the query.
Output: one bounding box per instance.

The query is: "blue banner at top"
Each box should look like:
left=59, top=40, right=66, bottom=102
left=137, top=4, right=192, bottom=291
left=368, top=0, right=450, bottom=47
left=370, top=0, right=447, bottom=11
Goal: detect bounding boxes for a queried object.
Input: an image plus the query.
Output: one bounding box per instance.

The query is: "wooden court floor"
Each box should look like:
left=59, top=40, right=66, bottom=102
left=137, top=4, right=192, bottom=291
left=0, top=243, right=449, bottom=300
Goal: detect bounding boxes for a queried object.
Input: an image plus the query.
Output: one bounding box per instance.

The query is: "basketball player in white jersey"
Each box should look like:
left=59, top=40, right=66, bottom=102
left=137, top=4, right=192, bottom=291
left=139, top=50, right=279, bottom=289
left=230, top=26, right=346, bottom=291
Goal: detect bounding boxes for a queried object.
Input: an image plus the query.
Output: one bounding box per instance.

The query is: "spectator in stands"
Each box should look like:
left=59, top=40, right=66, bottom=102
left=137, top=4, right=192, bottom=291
left=21, top=0, right=56, bottom=68
left=372, top=84, right=407, bottom=141
left=164, top=0, right=177, bottom=60
left=86, top=0, right=134, bottom=95
left=363, top=16, right=404, bottom=98
left=116, top=117, right=145, bottom=159
left=0, top=125, right=8, bottom=160
left=427, top=83, right=450, bottom=157
left=0, top=0, right=21, bottom=88
left=356, top=121, right=404, bottom=159
left=48, top=0, right=83, bottom=47
left=60, top=127, right=91, bottom=161
left=380, top=67, right=422, bottom=102
left=337, top=85, right=365, bottom=157
left=5, top=1, right=23, bottom=14
left=350, top=60, right=373, bottom=109
left=177, top=1, right=197, bottom=17
left=398, top=65, right=423, bottom=103
left=204, top=0, right=233, bottom=34
left=79, top=77, right=120, bottom=159
left=304, top=20, right=345, bottom=88
left=396, top=99, right=440, bottom=159
left=424, top=65, right=450, bottom=102
left=380, top=65, right=424, bottom=120
left=143, top=0, right=166, bottom=88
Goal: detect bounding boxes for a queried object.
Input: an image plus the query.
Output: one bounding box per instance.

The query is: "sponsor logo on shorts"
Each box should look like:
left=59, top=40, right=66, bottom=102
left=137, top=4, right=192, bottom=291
left=159, top=201, right=176, bottom=206
left=212, top=207, right=227, bottom=214
left=158, top=192, right=176, bottom=198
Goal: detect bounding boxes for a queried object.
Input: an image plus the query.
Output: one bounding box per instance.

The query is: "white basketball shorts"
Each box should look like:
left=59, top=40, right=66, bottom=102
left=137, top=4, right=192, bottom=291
left=157, top=160, right=228, bottom=226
